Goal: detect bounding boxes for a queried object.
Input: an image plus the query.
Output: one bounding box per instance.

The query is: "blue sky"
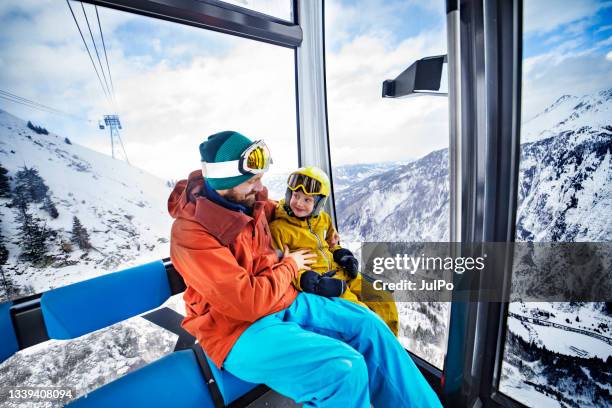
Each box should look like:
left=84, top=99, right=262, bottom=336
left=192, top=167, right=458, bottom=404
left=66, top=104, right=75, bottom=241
left=325, top=0, right=446, bottom=52
left=523, top=3, right=612, bottom=59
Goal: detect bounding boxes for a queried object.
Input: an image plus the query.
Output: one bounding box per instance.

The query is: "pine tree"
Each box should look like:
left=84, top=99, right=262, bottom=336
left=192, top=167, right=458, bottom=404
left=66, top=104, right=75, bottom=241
left=27, top=121, right=48, bottom=135
left=0, top=219, right=12, bottom=300
left=16, top=208, right=50, bottom=264
left=71, top=216, right=92, bottom=250
left=42, top=196, right=59, bottom=219
left=0, top=221, right=8, bottom=266
left=0, top=163, right=10, bottom=198
left=12, top=166, right=49, bottom=204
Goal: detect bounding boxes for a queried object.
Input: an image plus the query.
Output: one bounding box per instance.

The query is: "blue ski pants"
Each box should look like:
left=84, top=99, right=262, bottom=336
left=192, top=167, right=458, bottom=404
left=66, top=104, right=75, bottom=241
left=223, top=292, right=442, bottom=407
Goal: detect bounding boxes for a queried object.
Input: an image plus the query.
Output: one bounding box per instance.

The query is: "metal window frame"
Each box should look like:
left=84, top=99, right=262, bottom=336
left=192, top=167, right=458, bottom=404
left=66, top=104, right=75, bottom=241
left=79, top=0, right=302, bottom=48
left=443, top=0, right=525, bottom=407
left=293, top=0, right=337, bottom=225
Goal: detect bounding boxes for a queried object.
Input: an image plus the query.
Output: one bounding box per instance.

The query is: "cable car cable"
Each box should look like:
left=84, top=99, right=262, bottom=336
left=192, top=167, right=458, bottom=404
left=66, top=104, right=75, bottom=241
left=95, top=5, right=117, bottom=108
left=65, top=0, right=111, bottom=105
left=0, top=90, right=92, bottom=123
left=80, top=2, right=113, bottom=106
left=0, top=94, right=62, bottom=117
left=0, top=90, right=70, bottom=117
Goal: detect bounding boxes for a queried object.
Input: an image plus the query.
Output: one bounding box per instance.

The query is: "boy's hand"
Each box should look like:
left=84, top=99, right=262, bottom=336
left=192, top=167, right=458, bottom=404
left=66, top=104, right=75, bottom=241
left=300, top=270, right=346, bottom=297
left=326, top=231, right=340, bottom=247
left=284, top=246, right=316, bottom=271
left=333, top=248, right=359, bottom=279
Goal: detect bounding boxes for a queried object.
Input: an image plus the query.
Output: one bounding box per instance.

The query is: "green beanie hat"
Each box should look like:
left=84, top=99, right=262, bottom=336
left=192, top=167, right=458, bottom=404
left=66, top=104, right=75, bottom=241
left=199, top=131, right=254, bottom=190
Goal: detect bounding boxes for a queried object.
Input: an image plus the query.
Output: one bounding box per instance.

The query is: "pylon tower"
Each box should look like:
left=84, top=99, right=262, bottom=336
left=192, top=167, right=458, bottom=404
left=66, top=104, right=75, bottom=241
left=101, top=115, right=129, bottom=164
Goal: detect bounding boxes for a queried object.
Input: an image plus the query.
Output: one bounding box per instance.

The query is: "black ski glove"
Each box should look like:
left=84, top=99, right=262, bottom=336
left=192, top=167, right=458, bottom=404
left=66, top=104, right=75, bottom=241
left=300, top=270, right=346, bottom=297
left=333, top=248, right=359, bottom=279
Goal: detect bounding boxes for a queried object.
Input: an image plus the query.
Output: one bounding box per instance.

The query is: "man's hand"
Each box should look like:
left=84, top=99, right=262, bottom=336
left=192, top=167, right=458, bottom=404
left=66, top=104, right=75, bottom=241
left=326, top=231, right=340, bottom=247
left=284, top=246, right=317, bottom=270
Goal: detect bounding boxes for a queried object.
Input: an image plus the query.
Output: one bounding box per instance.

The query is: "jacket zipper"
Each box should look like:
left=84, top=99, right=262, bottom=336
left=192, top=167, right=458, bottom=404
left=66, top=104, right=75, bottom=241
left=307, top=217, right=332, bottom=271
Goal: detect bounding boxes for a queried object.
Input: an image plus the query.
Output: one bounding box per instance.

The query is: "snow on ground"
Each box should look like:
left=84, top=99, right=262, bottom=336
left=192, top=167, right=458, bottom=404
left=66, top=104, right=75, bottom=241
left=0, top=109, right=173, bottom=298
left=500, top=363, right=563, bottom=408
left=507, top=315, right=611, bottom=360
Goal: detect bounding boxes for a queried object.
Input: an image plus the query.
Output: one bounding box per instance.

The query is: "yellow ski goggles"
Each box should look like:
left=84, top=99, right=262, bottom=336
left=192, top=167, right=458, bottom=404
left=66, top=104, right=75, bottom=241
left=203, top=140, right=272, bottom=178
left=240, top=140, right=272, bottom=175
left=287, top=173, right=323, bottom=195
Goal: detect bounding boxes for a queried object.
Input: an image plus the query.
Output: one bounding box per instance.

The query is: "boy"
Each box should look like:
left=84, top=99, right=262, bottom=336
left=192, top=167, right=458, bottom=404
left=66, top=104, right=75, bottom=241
left=269, top=166, right=399, bottom=335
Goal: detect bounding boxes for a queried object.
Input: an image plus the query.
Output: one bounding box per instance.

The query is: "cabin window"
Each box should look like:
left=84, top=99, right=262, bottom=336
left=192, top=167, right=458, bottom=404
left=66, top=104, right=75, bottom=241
left=498, top=1, right=612, bottom=406
left=0, top=0, right=297, bottom=400
left=0, top=0, right=298, bottom=303
left=324, top=0, right=451, bottom=369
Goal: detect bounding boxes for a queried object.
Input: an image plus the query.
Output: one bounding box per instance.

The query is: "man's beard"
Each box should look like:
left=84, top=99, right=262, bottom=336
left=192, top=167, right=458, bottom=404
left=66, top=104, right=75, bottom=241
left=224, top=190, right=257, bottom=208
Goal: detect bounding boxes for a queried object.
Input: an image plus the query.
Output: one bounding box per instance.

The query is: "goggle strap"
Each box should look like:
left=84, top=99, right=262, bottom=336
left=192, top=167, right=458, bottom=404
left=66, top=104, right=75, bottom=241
left=202, top=160, right=242, bottom=179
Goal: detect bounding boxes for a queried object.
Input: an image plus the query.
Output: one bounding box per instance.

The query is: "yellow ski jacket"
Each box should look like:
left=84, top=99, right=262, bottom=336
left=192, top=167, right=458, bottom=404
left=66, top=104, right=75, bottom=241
left=269, top=200, right=399, bottom=335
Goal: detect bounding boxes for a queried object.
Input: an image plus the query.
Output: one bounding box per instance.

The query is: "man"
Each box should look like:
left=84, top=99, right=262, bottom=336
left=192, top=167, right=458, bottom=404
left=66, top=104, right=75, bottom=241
left=168, top=130, right=442, bottom=407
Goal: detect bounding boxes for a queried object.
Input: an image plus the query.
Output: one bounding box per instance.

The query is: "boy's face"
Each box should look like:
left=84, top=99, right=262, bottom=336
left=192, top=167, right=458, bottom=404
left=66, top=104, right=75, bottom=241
left=289, top=189, right=316, bottom=218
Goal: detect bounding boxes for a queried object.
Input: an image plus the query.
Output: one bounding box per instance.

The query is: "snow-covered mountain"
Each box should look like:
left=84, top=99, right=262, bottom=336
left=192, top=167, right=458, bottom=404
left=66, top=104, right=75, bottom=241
left=522, top=89, right=612, bottom=144
left=503, top=89, right=611, bottom=407
left=334, top=89, right=612, bottom=245
left=516, top=92, right=612, bottom=242
left=335, top=148, right=449, bottom=242
left=0, top=109, right=173, bottom=301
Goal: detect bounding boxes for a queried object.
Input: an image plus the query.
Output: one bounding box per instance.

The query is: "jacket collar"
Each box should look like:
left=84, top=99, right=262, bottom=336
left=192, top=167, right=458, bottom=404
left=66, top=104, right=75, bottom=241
left=169, top=170, right=269, bottom=246
left=201, top=178, right=250, bottom=215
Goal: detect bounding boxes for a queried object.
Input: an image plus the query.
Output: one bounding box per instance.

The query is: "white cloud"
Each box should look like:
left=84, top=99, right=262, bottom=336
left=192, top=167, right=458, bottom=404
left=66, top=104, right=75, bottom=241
left=596, top=24, right=612, bottom=33
left=523, top=0, right=609, bottom=34
left=522, top=49, right=612, bottom=121
left=324, top=1, right=449, bottom=166
left=606, top=51, right=612, bottom=61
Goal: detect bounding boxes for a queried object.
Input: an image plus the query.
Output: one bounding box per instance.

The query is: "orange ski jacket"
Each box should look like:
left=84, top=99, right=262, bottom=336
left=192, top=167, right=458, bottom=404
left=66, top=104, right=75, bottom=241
left=168, top=170, right=299, bottom=368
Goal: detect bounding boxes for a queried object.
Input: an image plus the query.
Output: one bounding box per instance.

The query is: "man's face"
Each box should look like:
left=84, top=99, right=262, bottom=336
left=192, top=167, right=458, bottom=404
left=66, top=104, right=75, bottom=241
left=218, top=174, right=264, bottom=208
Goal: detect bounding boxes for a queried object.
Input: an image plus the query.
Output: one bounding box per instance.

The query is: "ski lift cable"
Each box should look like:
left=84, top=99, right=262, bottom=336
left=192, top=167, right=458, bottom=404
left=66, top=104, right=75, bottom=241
left=95, top=5, right=118, bottom=109
left=80, top=2, right=113, bottom=106
left=116, top=131, right=130, bottom=164
left=0, top=94, right=64, bottom=117
left=0, top=90, right=93, bottom=123
left=65, top=0, right=112, bottom=106
left=0, top=90, right=71, bottom=116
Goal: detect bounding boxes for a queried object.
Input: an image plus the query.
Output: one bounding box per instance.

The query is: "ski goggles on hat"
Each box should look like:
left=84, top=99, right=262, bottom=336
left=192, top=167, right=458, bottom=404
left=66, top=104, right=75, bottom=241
left=287, top=173, right=323, bottom=195
left=203, top=140, right=272, bottom=178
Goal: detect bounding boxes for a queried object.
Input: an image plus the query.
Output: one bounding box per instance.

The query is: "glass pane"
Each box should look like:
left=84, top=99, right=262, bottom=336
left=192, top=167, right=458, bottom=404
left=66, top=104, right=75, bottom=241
left=222, top=0, right=293, bottom=21
left=499, top=1, right=612, bottom=406
left=0, top=0, right=297, bottom=401
left=325, top=0, right=450, bottom=369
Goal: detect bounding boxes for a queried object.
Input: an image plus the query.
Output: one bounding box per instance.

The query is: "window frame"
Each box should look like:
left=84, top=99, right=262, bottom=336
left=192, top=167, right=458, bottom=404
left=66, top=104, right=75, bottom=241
left=80, top=0, right=302, bottom=48
left=441, top=0, right=526, bottom=407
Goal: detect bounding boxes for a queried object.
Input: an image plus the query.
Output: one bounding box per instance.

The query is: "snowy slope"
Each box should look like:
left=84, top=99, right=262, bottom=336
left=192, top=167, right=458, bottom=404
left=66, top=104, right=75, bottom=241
left=335, top=148, right=449, bottom=243
left=0, top=109, right=173, bottom=300
left=522, top=89, right=612, bottom=144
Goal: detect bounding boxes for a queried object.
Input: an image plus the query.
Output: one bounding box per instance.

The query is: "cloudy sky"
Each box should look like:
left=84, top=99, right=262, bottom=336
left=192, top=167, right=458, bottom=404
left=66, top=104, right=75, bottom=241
left=0, top=0, right=611, bottom=181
